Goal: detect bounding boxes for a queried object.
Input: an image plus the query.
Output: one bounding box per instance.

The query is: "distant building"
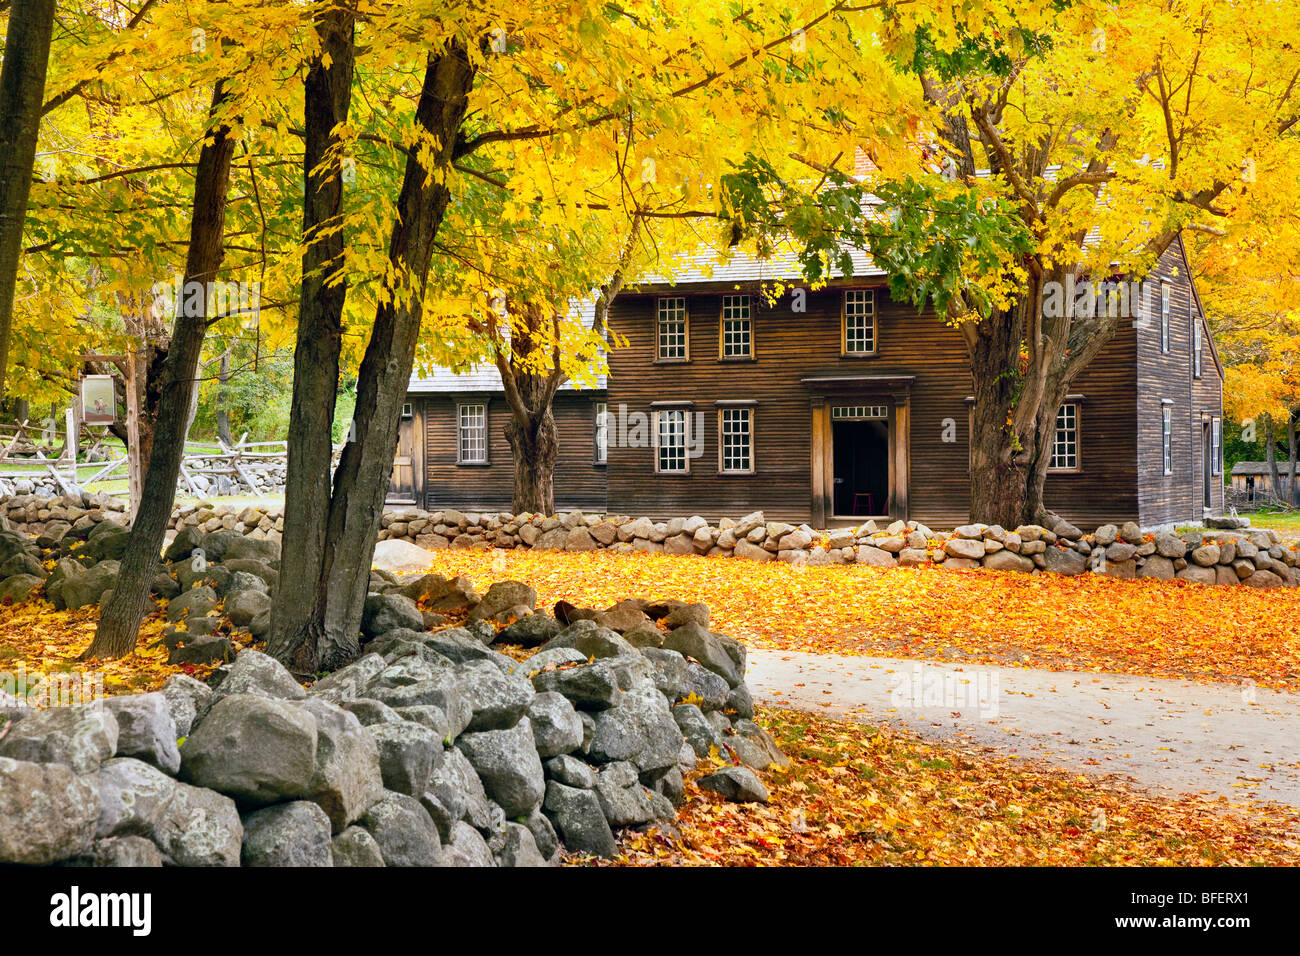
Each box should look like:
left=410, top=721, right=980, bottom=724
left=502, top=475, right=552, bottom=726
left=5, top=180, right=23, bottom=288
left=1230, top=460, right=1298, bottom=508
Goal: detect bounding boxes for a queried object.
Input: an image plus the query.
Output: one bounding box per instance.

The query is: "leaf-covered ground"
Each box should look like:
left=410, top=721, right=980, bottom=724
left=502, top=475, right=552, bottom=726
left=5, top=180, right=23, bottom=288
left=0, top=598, right=248, bottom=697
left=414, top=549, right=1300, bottom=691
left=4, top=581, right=1297, bottom=866
left=594, top=709, right=1300, bottom=866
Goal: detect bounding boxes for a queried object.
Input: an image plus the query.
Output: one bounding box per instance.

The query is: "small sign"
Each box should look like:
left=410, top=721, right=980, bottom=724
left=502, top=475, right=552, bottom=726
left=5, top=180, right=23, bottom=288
left=80, top=375, right=116, bottom=424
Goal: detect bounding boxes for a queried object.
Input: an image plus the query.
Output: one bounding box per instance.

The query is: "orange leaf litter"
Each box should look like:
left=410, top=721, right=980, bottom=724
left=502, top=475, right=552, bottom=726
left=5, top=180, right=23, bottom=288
left=415, top=549, right=1300, bottom=691
left=590, top=709, right=1300, bottom=866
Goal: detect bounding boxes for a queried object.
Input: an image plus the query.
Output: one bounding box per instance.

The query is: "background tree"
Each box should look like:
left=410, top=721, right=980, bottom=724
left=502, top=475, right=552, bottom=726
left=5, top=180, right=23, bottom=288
left=862, top=0, right=1300, bottom=526
left=82, top=82, right=238, bottom=659
left=0, top=0, right=56, bottom=398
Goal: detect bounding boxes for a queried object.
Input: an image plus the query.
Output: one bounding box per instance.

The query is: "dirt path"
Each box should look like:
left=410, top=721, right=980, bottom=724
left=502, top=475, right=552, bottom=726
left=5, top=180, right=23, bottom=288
left=747, top=648, right=1300, bottom=807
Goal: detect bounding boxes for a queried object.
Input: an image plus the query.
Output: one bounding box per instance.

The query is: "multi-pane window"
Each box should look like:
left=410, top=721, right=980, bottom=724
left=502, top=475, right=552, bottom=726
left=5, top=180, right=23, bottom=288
left=720, top=294, right=752, bottom=358
left=655, top=409, right=688, bottom=472
left=1050, top=403, right=1079, bottom=470
left=657, top=296, right=688, bottom=360
left=594, top=402, right=608, bottom=464
left=1211, top=416, right=1222, bottom=476
left=458, top=403, right=487, bottom=463
left=1162, top=404, right=1174, bottom=475
left=843, top=290, right=876, bottom=354
left=1160, top=284, right=1171, bottom=353
left=719, top=407, right=753, bottom=473
left=1193, top=319, right=1203, bottom=378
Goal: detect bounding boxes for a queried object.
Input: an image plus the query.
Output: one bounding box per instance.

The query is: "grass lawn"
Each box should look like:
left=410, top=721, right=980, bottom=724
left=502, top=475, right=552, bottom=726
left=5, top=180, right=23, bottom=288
left=1238, top=510, right=1300, bottom=539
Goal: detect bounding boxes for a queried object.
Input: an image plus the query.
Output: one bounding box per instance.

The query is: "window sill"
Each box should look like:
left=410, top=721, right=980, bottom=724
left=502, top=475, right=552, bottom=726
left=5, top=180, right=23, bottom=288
left=717, top=356, right=756, bottom=363
left=456, top=461, right=491, bottom=467
left=840, top=352, right=878, bottom=359
left=653, top=358, right=691, bottom=365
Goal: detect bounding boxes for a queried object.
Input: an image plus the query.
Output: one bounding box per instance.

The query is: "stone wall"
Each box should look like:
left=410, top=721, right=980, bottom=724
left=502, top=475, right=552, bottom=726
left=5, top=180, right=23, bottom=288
left=0, top=578, right=782, bottom=866
left=2, top=494, right=1295, bottom=591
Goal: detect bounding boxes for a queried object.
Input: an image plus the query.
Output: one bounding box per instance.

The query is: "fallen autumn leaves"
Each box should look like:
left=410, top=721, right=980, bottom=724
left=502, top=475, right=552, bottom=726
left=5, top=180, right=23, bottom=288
left=414, top=549, right=1300, bottom=691
left=4, top=551, right=1298, bottom=867
left=597, top=709, right=1300, bottom=866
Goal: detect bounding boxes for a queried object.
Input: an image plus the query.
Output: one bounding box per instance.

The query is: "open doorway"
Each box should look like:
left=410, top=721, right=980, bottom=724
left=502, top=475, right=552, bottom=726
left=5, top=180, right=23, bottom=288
left=833, top=416, right=889, bottom=516
left=1201, top=421, right=1211, bottom=510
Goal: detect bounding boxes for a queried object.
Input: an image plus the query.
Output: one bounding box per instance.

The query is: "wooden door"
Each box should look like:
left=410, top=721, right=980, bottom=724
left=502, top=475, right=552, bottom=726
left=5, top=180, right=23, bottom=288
left=388, top=405, right=417, bottom=503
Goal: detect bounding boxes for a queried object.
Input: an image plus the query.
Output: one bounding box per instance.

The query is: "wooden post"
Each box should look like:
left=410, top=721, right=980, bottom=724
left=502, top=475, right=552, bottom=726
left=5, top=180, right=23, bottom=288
left=124, top=348, right=143, bottom=519
left=64, top=406, right=76, bottom=489
left=810, top=397, right=826, bottom=527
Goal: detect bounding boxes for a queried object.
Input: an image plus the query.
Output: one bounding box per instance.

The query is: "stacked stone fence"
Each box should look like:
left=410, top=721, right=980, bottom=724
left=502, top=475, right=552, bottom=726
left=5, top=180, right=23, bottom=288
left=0, top=556, right=783, bottom=865
left=0, top=493, right=1295, bottom=593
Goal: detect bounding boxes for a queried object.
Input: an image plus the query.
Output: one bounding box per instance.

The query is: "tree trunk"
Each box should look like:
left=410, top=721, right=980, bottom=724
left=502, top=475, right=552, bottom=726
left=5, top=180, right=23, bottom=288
left=271, top=40, right=475, bottom=674
left=505, top=398, right=557, bottom=515
left=1288, top=411, right=1298, bottom=508
left=215, top=348, right=232, bottom=445
left=966, top=309, right=1029, bottom=527
left=0, top=0, right=56, bottom=398
left=266, top=1, right=356, bottom=674
left=1265, top=414, right=1282, bottom=506
left=1023, top=374, right=1071, bottom=526
left=81, top=84, right=236, bottom=660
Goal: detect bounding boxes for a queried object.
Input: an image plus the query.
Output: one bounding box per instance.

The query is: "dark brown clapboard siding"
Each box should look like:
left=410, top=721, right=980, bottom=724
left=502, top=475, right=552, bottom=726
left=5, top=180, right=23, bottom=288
left=416, top=392, right=607, bottom=514
left=1136, top=235, right=1225, bottom=526
left=1044, top=326, right=1140, bottom=528
left=605, top=282, right=1140, bottom=528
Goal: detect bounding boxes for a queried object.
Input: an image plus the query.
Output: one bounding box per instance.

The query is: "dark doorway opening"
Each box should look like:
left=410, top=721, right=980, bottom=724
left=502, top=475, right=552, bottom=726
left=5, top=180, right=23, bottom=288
left=1201, top=422, right=1211, bottom=510
left=833, top=418, right=889, bottom=516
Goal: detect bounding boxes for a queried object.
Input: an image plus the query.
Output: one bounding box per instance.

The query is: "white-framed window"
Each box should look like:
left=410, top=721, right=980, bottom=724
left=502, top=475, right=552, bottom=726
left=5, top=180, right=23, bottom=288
left=1211, top=416, right=1222, bottom=476
left=654, top=409, right=689, bottom=473
left=656, top=296, right=688, bottom=360
left=1162, top=403, right=1174, bottom=475
left=720, top=294, right=752, bottom=358
left=1160, top=283, right=1171, bottom=353
left=1050, top=403, right=1080, bottom=471
left=401, top=402, right=413, bottom=419
left=594, top=401, right=608, bottom=464
left=719, top=407, right=753, bottom=474
left=843, top=289, right=876, bottom=355
left=458, top=403, right=487, bottom=463
left=1193, top=318, right=1203, bottom=378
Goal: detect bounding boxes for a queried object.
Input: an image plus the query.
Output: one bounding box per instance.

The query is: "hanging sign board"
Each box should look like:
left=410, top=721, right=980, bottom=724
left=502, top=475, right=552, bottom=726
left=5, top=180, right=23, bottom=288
left=80, top=374, right=117, bottom=424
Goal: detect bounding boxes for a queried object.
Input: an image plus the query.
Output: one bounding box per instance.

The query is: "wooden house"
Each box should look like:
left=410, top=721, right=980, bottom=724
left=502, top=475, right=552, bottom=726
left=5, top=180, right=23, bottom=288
left=400, top=234, right=1223, bottom=530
